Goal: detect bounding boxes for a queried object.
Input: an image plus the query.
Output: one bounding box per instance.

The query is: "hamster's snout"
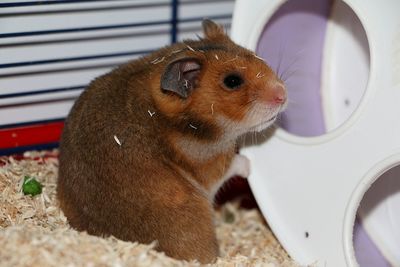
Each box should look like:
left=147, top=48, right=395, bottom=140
left=271, top=84, right=287, bottom=105
left=258, top=82, right=287, bottom=108
left=243, top=81, right=287, bottom=133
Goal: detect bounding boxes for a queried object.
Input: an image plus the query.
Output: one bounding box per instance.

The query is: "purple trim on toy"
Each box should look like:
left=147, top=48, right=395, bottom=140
left=256, top=0, right=328, bottom=136
left=354, top=218, right=391, bottom=267
left=256, top=0, right=390, bottom=266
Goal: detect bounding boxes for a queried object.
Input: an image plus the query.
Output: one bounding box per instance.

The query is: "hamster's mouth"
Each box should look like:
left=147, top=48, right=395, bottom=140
left=248, top=116, right=277, bottom=132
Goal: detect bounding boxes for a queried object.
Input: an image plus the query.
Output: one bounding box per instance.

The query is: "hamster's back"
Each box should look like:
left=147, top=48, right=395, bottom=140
left=57, top=59, right=169, bottom=235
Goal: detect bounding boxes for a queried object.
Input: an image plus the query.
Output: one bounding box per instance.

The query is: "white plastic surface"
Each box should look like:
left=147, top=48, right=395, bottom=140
left=321, top=0, right=370, bottom=132
left=231, top=0, right=400, bottom=266
left=358, top=166, right=400, bottom=267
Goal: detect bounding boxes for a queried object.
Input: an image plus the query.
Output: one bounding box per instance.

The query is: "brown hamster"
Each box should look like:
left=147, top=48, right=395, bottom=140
left=57, top=20, right=287, bottom=263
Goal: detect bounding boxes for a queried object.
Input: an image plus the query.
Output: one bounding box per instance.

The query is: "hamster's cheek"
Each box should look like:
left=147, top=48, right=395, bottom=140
left=213, top=114, right=249, bottom=138
left=246, top=102, right=280, bottom=125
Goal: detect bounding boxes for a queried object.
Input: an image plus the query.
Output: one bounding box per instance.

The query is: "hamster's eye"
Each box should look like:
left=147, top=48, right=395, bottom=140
left=223, top=74, right=243, bottom=90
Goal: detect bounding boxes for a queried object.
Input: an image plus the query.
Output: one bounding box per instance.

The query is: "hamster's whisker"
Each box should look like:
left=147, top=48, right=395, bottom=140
left=292, top=47, right=306, bottom=60
left=239, top=97, right=259, bottom=109
left=274, top=114, right=284, bottom=124
left=279, top=48, right=305, bottom=80
left=268, top=124, right=279, bottom=135
left=224, top=98, right=257, bottom=124
left=282, top=69, right=300, bottom=82
left=250, top=131, right=254, bottom=146
left=244, top=132, right=250, bottom=147
left=231, top=99, right=258, bottom=122
left=282, top=101, right=300, bottom=109
left=276, top=38, right=287, bottom=78
left=249, top=102, right=262, bottom=123
left=253, top=131, right=258, bottom=146
left=280, top=62, right=299, bottom=81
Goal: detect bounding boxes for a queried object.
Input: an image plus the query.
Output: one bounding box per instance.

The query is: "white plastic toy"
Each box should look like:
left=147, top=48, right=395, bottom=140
left=231, top=0, right=400, bottom=266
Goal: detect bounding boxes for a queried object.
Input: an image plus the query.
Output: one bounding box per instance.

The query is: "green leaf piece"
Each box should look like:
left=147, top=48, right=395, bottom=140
left=22, top=175, right=43, bottom=196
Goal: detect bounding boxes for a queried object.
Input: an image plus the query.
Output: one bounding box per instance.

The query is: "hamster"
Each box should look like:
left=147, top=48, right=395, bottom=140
left=57, top=19, right=287, bottom=263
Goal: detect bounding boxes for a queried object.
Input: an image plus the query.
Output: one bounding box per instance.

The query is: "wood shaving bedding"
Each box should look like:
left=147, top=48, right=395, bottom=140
left=0, top=150, right=299, bottom=267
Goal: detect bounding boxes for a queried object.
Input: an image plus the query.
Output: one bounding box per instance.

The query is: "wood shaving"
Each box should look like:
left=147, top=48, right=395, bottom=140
left=186, top=45, right=196, bottom=52
left=256, top=72, right=265, bottom=79
left=113, top=135, right=122, bottom=146
left=223, top=55, right=239, bottom=64
left=150, top=57, right=165, bottom=64
left=215, top=54, right=219, bottom=60
left=0, top=150, right=299, bottom=267
left=184, top=79, right=189, bottom=88
left=170, top=49, right=183, bottom=55
left=189, top=124, right=198, bottom=130
left=147, top=110, right=156, bottom=117
left=254, top=54, right=265, bottom=61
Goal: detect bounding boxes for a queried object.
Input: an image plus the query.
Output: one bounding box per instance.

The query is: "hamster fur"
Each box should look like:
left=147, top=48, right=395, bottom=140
left=57, top=20, right=287, bottom=263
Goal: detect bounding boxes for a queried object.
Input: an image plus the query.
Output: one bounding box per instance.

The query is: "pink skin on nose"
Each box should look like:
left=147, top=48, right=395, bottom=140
left=272, top=84, right=287, bottom=104
left=259, top=83, right=287, bottom=105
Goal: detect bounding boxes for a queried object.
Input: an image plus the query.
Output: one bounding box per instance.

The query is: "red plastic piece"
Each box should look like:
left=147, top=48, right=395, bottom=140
left=0, top=122, right=64, bottom=149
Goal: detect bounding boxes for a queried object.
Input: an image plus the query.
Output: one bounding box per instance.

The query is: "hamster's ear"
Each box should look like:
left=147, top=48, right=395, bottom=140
left=161, top=58, right=201, bottom=98
left=202, top=19, right=226, bottom=39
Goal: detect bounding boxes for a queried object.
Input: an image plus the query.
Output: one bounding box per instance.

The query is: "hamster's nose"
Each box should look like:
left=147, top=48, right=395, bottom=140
left=263, top=83, right=287, bottom=105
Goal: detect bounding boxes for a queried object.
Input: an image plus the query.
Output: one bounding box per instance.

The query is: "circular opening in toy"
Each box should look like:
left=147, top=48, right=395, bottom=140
left=256, top=0, right=370, bottom=137
left=353, top=164, right=400, bottom=267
